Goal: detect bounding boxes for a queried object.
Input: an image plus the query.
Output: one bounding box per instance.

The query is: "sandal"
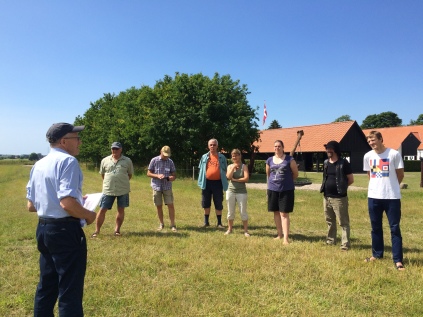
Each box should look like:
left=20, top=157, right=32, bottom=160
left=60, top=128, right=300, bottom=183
left=114, top=231, right=121, bottom=236
left=91, top=232, right=99, bottom=238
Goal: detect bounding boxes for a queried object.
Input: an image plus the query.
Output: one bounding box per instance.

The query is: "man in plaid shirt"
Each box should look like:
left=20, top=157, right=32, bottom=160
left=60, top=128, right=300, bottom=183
left=147, top=146, right=177, bottom=231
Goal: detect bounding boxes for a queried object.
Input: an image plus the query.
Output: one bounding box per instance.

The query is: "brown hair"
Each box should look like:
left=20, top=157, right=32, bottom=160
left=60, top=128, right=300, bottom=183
left=274, top=140, right=284, bottom=148
left=366, top=130, right=383, bottom=143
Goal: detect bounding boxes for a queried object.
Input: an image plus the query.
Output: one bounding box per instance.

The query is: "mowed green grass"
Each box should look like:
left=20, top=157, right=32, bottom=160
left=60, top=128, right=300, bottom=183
left=1, top=165, right=423, bottom=316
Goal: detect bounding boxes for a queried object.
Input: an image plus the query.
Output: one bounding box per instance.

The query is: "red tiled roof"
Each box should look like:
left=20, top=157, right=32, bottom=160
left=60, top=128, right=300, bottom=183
left=254, top=121, right=356, bottom=153
left=362, top=125, right=423, bottom=150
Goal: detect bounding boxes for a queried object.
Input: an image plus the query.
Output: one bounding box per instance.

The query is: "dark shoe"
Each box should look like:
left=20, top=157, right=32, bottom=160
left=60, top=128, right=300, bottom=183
left=200, top=223, right=210, bottom=228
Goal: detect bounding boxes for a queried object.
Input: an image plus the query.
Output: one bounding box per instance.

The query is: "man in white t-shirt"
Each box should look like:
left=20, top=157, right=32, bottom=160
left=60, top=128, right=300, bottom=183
left=363, top=130, right=405, bottom=271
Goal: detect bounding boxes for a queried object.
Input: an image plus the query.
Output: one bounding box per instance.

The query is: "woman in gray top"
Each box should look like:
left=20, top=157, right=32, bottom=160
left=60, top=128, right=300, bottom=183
left=225, top=149, right=250, bottom=237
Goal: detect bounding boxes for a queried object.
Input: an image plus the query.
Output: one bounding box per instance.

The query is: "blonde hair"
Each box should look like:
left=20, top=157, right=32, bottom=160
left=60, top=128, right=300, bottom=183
left=231, top=149, right=241, bottom=156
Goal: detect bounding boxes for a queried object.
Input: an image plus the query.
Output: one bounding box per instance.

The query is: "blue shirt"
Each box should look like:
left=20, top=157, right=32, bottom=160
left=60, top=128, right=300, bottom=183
left=148, top=155, right=176, bottom=191
left=26, top=147, right=84, bottom=218
left=266, top=155, right=295, bottom=192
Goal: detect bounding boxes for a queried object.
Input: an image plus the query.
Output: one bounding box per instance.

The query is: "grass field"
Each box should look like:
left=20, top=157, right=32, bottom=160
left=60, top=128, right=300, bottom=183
left=1, top=165, right=423, bottom=316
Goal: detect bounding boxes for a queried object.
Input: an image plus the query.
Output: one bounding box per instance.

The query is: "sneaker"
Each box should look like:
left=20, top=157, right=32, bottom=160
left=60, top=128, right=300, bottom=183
left=224, top=230, right=232, bottom=235
left=171, top=226, right=177, bottom=232
left=244, top=232, right=251, bottom=237
left=216, top=224, right=225, bottom=229
left=157, top=223, right=164, bottom=231
left=341, top=246, right=349, bottom=251
left=201, top=223, right=210, bottom=228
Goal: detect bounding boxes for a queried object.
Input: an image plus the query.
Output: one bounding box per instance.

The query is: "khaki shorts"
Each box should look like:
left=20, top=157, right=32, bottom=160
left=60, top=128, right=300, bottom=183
left=153, top=189, right=174, bottom=206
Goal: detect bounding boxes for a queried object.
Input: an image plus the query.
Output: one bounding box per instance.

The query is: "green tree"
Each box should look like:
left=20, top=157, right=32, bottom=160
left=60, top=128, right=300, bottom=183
left=333, top=115, right=352, bottom=122
left=267, top=120, right=282, bottom=129
left=361, top=111, right=402, bottom=129
left=75, top=73, right=260, bottom=167
left=409, top=114, right=423, bottom=126
left=29, top=153, right=39, bottom=161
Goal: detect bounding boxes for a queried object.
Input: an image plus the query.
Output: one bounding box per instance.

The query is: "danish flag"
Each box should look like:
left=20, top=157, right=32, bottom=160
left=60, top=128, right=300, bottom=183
left=262, top=102, right=268, bottom=126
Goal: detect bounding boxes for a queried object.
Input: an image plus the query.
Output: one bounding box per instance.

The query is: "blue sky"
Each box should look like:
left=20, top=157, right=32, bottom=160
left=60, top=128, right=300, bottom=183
left=1, top=1, right=422, bottom=155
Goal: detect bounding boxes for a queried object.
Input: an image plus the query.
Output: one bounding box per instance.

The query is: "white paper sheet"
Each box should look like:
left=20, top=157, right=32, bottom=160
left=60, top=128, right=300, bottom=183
left=80, top=193, right=103, bottom=227
left=83, top=193, right=103, bottom=211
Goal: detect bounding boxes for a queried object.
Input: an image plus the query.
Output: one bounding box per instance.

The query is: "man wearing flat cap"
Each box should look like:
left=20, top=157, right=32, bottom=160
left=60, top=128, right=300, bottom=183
left=320, top=140, right=354, bottom=251
left=147, top=146, right=177, bottom=231
left=26, top=122, right=96, bottom=316
left=93, top=142, right=134, bottom=237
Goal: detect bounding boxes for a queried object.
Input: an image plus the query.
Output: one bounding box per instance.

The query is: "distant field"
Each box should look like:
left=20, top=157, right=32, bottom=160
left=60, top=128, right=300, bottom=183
left=1, top=165, right=423, bottom=316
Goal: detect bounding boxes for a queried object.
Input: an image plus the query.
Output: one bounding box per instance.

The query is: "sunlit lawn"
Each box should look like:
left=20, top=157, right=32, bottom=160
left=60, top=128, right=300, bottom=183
left=1, top=165, right=423, bottom=316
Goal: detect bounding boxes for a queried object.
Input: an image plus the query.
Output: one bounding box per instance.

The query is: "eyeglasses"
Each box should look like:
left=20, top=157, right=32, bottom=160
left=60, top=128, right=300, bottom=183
left=112, top=148, right=121, bottom=150
left=209, top=144, right=217, bottom=146
left=63, top=137, right=81, bottom=141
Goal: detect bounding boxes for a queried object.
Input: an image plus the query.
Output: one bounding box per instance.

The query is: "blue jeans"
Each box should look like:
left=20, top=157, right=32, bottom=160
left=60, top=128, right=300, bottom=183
left=368, top=198, right=403, bottom=263
left=34, top=220, right=87, bottom=317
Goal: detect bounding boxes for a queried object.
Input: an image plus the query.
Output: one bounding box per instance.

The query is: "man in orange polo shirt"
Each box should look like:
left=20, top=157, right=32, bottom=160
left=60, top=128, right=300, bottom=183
left=198, top=139, right=228, bottom=228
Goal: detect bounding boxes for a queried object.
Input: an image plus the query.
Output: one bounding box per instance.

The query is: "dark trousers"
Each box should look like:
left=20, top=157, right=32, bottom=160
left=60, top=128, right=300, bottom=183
left=201, top=179, right=224, bottom=210
left=368, top=198, right=403, bottom=263
left=34, top=221, right=87, bottom=317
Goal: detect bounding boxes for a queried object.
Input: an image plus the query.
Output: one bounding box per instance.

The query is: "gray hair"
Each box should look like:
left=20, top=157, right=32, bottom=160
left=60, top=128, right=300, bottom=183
left=208, top=139, right=218, bottom=146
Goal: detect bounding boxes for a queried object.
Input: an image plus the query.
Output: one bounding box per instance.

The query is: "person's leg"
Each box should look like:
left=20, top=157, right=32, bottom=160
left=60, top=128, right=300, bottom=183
left=34, top=224, right=59, bottom=317
left=226, top=191, right=236, bottom=233
left=156, top=205, right=164, bottom=226
left=386, top=199, right=403, bottom=267
left=154, top=190, right=164, bottom=228
left=95, top=208, right=108, bottom=234
left=268, top=190, right=282, bottom=238
left=163, top=190, right=176, bottom=228
left=368, top=198, right=385, bottom=259
left=238, top=193, right=249, bottom=234
left=211, top=180, right=224, bottom=226
left=54, top=223, right=87, bottom=317
left=94, top=195, right=114, bottom=235
left=274, top=212, right=283, bottom=239
left=115, top=207, right=125, bottom=233
left=115, top=194, right=130, bottom=233
left=201, top=181, right=212, bottom=226
left=167, top=204, right=176, bottom=227
left=333, top=196, right=350, bottom=249
left=281, top=212, right=290, bottom=244
left=324, top=197, right=337, bottom=245
left=280, top=190, right=294, bottom=244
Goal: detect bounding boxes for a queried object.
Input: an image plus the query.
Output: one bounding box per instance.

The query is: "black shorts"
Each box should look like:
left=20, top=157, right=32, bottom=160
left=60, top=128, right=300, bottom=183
left=201, top=179, right=224, bottom=210
left=267, top=189, right=295, bottom=213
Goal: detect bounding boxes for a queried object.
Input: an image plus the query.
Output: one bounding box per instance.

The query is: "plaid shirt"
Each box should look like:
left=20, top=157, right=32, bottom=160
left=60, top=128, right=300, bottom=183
left=148, top=155, right=176, bottom=191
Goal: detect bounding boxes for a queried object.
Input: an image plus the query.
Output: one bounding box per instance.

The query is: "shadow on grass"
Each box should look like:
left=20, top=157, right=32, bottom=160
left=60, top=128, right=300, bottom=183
left=116, top=231, right=190, bottom=238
